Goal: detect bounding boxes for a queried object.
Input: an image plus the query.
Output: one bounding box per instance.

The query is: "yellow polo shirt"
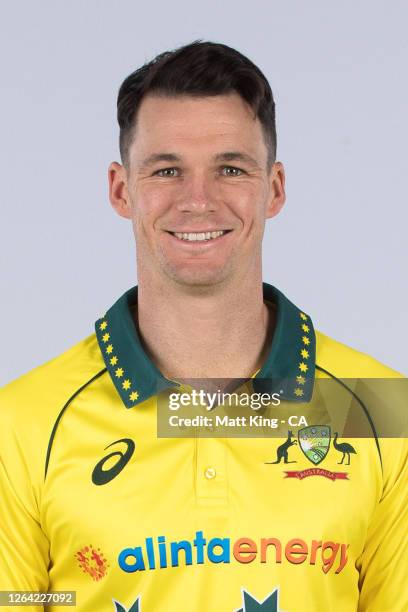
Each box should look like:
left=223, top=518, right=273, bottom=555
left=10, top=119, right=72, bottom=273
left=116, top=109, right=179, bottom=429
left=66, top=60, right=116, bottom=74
left=0, top=283, right=406, bottom=611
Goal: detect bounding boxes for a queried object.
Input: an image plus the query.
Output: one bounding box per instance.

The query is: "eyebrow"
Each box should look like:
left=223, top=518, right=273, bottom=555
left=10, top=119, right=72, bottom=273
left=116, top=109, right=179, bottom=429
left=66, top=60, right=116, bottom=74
left=140, top=153, right=181, bottom=168
left=214, top=151, right=260, bottom=167
left=139, top=151, right=261, bottom=169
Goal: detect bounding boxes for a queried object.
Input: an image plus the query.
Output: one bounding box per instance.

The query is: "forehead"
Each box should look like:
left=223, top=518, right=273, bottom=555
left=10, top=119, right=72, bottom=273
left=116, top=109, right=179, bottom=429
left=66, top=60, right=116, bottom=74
left=130, top=93, right=267, bottom=160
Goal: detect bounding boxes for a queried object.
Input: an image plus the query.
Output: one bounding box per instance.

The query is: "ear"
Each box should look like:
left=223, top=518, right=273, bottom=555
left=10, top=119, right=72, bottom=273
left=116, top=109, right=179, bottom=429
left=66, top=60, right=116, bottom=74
left=108, top=161, right=132, bottom=219
left=265, top=161, right=286, bottom=219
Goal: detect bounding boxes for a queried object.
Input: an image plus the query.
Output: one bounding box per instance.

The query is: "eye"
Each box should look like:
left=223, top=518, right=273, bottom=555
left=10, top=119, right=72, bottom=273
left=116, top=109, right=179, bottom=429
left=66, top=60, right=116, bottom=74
left=221, top=166, right=244, bottom=176
left=154, top=168, right=179, bottom=177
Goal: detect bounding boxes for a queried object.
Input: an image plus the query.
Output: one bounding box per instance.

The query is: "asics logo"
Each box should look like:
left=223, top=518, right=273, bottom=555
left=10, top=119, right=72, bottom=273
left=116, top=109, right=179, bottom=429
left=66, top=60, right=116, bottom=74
left=92, top=438, right=135, bottom=485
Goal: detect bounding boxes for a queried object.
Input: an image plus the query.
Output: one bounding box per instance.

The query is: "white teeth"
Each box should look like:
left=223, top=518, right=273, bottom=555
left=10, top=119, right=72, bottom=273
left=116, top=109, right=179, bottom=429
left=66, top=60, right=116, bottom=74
left=173, top=230, right=227, bottom=241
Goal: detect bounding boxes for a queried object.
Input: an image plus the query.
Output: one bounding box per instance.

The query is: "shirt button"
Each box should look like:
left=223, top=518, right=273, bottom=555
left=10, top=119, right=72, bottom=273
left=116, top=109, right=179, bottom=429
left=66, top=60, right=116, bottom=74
left=204, top=467, right=217, bottom=480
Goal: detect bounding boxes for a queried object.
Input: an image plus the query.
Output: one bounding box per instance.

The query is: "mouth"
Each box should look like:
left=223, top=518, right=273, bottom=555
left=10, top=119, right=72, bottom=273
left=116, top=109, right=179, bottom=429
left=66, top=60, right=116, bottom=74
left=166, top=230, right=232, bottom=242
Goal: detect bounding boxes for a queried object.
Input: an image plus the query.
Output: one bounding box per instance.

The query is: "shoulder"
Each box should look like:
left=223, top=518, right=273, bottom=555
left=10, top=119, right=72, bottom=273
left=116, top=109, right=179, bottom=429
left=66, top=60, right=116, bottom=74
left=315, top=330, right=407, bottom=479
left=0, top=332, right=106, bottom=417
left=315, top=329, right=403, bottom=378
left=0, top=333, right=106, bottom=486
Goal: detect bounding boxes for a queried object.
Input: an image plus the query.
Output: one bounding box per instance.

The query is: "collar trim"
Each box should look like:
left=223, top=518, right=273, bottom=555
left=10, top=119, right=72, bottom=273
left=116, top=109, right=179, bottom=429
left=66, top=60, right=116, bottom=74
left=95, top=283, right=315, bottom=408
left=95, top=287, right=179, bottom=408
left=252, top=284, right=315, bottom=401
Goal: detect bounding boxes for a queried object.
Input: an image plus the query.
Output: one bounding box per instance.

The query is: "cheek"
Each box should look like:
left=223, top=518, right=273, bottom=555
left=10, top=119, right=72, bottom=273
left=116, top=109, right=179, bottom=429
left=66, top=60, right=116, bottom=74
left=223, top=184, right=266, bottom=229
left=130, top=186, right=171, bottom=229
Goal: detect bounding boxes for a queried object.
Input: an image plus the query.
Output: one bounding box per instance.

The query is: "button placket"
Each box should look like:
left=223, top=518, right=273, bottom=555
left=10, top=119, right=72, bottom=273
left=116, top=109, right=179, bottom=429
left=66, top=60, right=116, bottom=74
left=195, top=436, right=228, bottom=503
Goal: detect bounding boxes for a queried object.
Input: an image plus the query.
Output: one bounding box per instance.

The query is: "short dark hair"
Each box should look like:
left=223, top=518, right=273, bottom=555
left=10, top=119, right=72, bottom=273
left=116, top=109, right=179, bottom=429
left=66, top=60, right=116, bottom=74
left=117, top=40, right=277, bottom=170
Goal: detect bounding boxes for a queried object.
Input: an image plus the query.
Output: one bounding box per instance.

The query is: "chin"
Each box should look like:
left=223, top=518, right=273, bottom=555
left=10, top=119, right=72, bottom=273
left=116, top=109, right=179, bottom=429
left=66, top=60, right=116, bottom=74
left=164, top=263, right=232, bottom=289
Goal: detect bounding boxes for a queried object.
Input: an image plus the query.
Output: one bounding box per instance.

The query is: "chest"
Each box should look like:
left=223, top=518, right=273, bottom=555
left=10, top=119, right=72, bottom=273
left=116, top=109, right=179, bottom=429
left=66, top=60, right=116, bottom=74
left=42, top=401, right=380, bottom=579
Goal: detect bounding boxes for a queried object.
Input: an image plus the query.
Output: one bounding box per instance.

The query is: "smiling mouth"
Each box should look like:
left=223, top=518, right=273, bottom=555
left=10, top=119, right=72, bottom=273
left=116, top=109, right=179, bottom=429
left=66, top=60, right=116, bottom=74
left=167, top=230, right=232, bottom=242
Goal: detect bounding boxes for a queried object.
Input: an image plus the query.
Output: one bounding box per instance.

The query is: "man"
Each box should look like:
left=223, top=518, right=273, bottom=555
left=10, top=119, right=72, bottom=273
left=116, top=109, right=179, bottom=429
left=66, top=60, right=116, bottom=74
left=0, top=40, right=406, bottom=612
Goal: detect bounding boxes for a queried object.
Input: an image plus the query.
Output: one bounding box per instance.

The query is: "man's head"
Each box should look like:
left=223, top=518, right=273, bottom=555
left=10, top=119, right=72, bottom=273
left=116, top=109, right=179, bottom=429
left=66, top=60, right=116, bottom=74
left=109, top=40, right=286, bottom=290
left=117, top=40, right=277, bottom=171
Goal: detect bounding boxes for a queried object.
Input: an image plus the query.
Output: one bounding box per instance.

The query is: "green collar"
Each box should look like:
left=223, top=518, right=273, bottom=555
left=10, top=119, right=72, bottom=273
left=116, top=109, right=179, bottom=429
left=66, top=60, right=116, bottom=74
left=95, top=283, right=315, bottom=408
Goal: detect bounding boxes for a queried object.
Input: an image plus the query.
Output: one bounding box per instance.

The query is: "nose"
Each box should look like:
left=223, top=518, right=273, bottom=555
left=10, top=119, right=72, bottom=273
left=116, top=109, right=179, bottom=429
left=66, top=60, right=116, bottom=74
left=175, top=171, right=218, bottom=213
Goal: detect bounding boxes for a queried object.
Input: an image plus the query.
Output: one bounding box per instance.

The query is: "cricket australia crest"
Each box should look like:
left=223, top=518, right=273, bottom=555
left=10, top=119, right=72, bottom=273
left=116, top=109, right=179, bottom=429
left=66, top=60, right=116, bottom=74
left=298, top=426, right=331, bottom=465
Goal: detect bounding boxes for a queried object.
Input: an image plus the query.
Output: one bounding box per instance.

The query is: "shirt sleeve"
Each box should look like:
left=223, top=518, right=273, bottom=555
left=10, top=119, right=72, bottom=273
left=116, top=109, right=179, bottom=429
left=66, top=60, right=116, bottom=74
left=0, top=403, right=50, bottom=611
left=356, top=437, right=408, bottom=611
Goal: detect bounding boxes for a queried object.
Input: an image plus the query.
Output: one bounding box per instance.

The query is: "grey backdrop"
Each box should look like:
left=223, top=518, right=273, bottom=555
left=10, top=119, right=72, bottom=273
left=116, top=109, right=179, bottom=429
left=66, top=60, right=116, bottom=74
left=1, top=1, right=407, bottom=385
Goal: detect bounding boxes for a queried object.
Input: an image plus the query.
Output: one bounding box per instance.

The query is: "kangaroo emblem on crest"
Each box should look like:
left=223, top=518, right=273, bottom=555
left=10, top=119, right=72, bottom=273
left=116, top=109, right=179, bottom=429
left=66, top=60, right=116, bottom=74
left=265, top=431, right=297, bottom=464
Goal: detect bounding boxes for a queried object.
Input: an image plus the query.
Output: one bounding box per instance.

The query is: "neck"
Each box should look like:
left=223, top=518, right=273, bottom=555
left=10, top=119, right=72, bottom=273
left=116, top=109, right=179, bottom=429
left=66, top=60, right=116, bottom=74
left=135, top=272, right=275, bottom=381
